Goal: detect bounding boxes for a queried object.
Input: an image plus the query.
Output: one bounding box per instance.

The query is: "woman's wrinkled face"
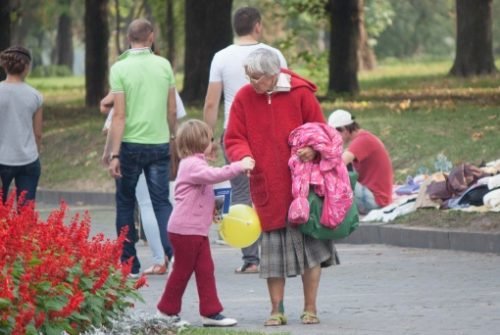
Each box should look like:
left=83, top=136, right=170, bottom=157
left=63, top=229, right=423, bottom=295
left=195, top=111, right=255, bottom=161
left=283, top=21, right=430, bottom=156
left=245, top=71, right=277, bottom=94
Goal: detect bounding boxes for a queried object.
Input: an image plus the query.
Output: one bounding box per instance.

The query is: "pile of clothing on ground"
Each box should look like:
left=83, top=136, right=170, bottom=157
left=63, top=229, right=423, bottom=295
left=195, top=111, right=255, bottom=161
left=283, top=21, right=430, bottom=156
left=362, top=159, right=500, bottom=223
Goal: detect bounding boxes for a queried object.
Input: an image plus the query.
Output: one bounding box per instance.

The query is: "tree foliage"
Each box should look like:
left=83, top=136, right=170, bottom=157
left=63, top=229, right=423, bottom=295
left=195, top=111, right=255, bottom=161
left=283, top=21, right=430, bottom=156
left=3, top=1, right=498, bottom=103
left=149, top=0, right=184, bottom=69
left=376, top=0, right=454, bottom=58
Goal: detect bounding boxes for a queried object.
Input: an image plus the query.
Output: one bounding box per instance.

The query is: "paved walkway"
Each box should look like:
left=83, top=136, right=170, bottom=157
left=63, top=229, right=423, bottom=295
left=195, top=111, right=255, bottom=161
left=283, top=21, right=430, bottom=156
left=39, top=204, right=500, bottom=335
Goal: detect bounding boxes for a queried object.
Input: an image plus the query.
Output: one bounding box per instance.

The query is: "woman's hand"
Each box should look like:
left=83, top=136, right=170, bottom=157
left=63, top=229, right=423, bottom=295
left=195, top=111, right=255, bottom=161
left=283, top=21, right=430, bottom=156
left=297, top=146, right=317, bottom=162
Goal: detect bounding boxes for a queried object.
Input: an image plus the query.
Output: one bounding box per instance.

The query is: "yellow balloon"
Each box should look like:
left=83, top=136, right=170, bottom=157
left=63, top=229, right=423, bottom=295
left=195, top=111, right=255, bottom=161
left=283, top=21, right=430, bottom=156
left=219, top=204, right=261, bottom=248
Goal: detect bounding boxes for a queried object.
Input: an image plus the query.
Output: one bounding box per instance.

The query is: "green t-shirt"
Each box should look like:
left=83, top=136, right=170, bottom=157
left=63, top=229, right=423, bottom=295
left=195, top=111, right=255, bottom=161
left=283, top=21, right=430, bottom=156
left=109, top=48, right=175, bottom=144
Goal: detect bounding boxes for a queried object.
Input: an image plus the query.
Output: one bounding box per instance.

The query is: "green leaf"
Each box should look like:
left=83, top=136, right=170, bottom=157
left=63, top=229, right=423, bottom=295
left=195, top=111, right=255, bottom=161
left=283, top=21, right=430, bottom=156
left=70, top=312, right=91, bottom=322
left=35, top=281, right=52, bottom=292
left=25, top=324, right=38, bottom=335
left=44, top=297, right=67, bottom=311
left=0, top=298, right=11, bottom=309
left=79, top=276, right=94, bottom=289
left=43, top=324, right=67, bottom=335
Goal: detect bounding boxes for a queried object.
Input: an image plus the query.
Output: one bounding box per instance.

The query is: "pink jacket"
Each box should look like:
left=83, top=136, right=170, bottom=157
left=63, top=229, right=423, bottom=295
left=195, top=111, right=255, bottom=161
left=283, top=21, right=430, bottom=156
left=168, top=154, right=244, bottom=236
left=288, top=122, right=353, bottom=228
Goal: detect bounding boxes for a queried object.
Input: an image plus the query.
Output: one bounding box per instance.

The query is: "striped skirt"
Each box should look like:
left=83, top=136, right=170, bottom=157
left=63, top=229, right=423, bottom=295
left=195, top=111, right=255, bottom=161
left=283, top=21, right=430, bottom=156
left=259, top=224, right=339, bottom=279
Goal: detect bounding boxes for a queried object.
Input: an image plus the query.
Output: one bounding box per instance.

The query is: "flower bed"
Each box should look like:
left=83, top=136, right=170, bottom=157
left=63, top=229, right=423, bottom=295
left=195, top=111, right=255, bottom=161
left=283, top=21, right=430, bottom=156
left=0, top=194, right=146, bottom=335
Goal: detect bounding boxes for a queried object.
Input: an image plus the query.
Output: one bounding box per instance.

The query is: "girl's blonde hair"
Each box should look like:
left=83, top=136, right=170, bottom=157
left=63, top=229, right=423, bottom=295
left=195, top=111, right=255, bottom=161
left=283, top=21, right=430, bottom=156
left=175, top=119, right=212, bottom=159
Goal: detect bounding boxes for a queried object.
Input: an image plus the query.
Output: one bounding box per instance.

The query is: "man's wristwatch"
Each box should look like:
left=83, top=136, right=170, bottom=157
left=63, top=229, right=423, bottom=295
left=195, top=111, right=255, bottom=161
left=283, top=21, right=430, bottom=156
left=110, top=154, right=120, bottom=161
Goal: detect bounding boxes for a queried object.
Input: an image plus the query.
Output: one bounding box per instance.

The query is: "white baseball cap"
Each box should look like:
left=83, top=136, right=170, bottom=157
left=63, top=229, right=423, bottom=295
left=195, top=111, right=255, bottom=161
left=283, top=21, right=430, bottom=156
left=328, top=109, right=354, bottom=127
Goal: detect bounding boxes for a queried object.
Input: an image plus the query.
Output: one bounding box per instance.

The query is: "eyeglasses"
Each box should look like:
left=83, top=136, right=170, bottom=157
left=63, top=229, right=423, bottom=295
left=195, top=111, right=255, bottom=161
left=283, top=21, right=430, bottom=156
left=245, top=73, right=269, bottom=84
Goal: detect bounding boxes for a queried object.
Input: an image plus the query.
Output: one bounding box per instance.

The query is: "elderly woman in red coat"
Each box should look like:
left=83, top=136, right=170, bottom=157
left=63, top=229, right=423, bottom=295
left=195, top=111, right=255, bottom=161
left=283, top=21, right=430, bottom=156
left=224, top=48, right=338, bottom=326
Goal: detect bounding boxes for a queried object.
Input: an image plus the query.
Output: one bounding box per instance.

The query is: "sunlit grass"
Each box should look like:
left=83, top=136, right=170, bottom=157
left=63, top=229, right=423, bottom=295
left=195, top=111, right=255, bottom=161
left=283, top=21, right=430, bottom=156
left=34, top=58, right=500, bottom=190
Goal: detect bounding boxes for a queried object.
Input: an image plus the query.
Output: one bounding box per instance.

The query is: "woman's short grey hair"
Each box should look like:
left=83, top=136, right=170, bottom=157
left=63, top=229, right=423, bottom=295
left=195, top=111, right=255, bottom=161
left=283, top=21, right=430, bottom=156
left=244, top=48, right=280, bottom=76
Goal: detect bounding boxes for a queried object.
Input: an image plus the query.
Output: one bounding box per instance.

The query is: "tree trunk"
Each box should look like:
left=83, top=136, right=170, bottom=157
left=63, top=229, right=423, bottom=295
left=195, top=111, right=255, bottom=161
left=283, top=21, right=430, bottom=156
left=357, top=7, right=376, bottom=71
left=182, top=0, right=232, bottom=103
left=9, top=1, right=29, bottom=46
left=327, top=0, right=361, bottom=96
left=165, top=0, right=175, bottom=68
left=450, top=0, right=497, bottom=76
left=85, top=0, right=109, bottom=107
left=113, top=0, right=123, bottom=55
left=55, top=11, right=74, bottom=72
left=0, top=0, right=11, bottom=80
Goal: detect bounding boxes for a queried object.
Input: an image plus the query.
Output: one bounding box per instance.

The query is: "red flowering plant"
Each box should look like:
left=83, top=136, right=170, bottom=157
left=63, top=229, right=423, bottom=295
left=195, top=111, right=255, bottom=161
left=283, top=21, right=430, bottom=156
left=0, top=193, right=147, bottom=335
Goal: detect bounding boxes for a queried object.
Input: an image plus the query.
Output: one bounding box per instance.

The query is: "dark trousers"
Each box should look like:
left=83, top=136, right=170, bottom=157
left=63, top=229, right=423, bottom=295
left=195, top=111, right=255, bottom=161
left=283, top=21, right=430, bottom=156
left=0, top=158, right=41, bottom=205
left=115, top=142, right=173, bottom=274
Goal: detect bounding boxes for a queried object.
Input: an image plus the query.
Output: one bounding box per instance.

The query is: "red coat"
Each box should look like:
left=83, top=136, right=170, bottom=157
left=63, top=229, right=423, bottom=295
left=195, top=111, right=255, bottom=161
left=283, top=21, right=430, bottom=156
left=224, top=69, right=325, bottom=232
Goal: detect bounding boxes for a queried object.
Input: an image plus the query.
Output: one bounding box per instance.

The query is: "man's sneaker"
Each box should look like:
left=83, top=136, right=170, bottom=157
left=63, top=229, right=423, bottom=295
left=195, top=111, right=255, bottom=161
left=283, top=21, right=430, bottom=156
left=202, top=313, right=237, bottom=327
left=155, top=311, right=190, bottom=327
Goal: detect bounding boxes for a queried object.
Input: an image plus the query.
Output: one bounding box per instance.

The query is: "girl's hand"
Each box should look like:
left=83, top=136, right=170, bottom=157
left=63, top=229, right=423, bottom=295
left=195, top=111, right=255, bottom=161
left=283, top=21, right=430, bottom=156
left=240, top=156, right=255, bottom=171
left=297, top=146, right=317, bottom=162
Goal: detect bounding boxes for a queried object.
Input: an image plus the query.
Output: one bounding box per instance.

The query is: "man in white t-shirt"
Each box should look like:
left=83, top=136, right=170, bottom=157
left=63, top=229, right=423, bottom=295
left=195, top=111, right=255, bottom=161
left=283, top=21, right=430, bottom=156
left=203, top=6, right=287, bottom=274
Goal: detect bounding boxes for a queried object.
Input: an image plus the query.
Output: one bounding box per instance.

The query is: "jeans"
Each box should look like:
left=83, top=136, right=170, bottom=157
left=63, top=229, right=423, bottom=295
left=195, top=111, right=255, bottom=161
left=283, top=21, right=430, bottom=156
left=115, top=142, right=173, bottom=274
left=0, top=158, right=41, bottom=205
left=354, top=182, right=380, bottom=215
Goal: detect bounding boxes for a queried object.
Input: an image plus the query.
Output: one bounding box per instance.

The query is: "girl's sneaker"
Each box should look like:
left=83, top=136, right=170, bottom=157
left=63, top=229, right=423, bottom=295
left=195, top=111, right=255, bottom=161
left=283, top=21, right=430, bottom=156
left=202, top=313, right=237, bottom=327
left=156, top=311, right=190, bottom=327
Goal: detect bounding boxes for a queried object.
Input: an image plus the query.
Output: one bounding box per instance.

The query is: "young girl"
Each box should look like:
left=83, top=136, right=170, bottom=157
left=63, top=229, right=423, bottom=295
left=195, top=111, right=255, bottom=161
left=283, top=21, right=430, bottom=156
left=157, top=119, right=254, bottom=327
left=0, top=46, right=43, bottom=205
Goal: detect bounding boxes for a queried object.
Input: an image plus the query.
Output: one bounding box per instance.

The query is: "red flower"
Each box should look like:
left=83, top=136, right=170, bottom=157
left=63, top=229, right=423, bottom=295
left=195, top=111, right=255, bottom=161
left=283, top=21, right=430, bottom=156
left=49, top=291, right=85, bottom=319
left=0, top=192, right=142, bottom=333
left=133, top=275, right=148, bottom=289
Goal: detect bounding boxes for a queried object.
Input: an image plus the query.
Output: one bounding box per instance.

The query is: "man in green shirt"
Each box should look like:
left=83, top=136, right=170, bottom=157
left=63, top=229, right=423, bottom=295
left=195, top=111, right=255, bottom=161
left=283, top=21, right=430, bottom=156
left=107, top=19, right=177, bottom=277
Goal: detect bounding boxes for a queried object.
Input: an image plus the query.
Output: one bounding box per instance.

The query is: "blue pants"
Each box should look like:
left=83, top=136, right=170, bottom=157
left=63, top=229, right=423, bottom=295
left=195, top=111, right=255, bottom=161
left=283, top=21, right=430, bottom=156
left=0, top=158, right=41, bottom=205
left=115, top=142, right=173, bottom=274
left=354, top=182, right=380, bottom=215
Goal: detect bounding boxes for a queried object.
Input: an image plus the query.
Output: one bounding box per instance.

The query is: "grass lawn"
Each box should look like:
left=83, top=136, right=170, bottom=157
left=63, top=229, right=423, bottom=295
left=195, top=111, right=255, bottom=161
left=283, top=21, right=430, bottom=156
left=28, top=59, right=500, bottom=230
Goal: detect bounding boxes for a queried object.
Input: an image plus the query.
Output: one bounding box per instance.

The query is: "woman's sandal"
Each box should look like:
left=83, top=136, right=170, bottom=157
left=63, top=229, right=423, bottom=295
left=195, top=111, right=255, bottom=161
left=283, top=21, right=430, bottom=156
left=301, top=311, right=320, bottom=325
left=143, top=263, right=167, bottom=275
left=264, top=313, right=287, bottom=326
